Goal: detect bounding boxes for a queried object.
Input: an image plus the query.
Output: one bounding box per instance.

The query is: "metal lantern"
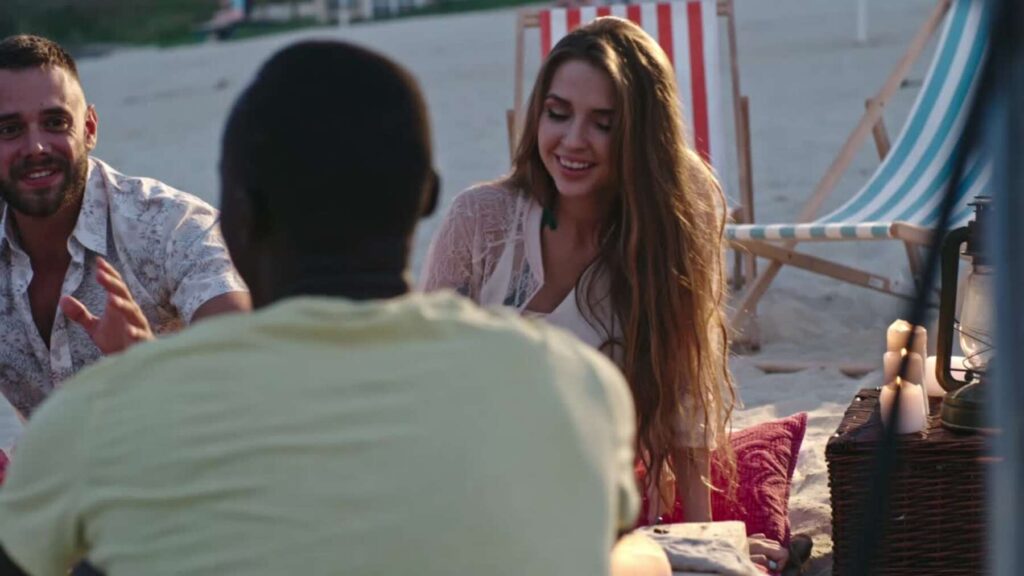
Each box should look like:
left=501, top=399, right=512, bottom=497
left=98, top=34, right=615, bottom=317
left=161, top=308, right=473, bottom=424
left=936, top=196, right=994, bottom=432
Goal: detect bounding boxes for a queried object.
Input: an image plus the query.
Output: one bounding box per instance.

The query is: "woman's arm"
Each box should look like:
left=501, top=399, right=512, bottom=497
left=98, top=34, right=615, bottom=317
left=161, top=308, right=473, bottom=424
left=419, top=192, right=478, bottom=298
left=674, top=447, right=712, bottom=522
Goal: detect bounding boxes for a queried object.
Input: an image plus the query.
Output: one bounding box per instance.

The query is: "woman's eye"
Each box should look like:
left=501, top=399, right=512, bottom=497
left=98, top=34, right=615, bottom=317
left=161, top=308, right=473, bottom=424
left=545, top=108, right=569, bottom=121
left=596, top=122, right=612, bottom=132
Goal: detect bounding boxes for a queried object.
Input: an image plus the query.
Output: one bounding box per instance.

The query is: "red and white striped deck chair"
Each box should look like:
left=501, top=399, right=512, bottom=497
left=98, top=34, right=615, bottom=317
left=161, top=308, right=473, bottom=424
left=509, top=0, right=755, bottom=285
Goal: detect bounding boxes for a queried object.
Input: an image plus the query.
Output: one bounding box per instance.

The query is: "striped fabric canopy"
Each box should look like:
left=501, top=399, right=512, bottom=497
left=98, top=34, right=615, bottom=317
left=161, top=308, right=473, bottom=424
left=538, top=0, right=726, bottom=183
left=728, top=0, right=990, bottom=242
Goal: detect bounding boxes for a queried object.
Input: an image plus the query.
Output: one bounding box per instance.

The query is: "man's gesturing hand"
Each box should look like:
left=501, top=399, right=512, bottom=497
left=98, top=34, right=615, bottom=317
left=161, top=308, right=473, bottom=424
left=60, top=257, right=155, bottom=355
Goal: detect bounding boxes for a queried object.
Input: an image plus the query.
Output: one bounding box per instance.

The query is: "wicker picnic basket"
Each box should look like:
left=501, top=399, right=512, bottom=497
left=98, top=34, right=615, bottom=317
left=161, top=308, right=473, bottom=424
left=826, top=388, right=988, bottom=575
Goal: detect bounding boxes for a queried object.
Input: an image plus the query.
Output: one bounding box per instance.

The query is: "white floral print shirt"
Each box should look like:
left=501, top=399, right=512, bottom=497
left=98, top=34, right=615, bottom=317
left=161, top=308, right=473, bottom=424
left=0, top=157, right=247, bottom=415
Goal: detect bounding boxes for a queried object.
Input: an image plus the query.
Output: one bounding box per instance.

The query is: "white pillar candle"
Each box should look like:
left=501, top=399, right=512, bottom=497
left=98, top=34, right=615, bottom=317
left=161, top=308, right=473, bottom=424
left=903, top=352, right=924, bottom=385
left=883, top=351, right=928, bottom=414
left=886, top=320, right=909, bottom=352
left=924, top=355, right=943, bottom=397
left=883, top=351, right=903, bottom=385
left=879, top=381, right=928, bottom=434
left=912, top=325, right=927, bottom=359
left=883, top=350, right=924, bottom=382
left=903, top=352, right=928, bottom=415
left=886, top=319, right=927, bottom=357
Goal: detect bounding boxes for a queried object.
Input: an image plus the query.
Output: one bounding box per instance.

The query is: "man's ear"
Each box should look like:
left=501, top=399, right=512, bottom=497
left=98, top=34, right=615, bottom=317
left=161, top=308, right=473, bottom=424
left=421, top=170, right=440, bottom=218
left=84, top=104, right=99, bottom=152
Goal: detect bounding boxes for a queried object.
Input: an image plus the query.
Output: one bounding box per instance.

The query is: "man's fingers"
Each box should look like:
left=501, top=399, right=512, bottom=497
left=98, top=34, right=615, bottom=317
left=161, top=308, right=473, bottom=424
left=96, top=256, right=118, bottom=276
left=108, top=295, right=155, bottom=341
left=96, top=257, right=121, bottom=281
left=750, top=554, right=768, bottom=566
left=95, top=258, right=135, bottom=299
left=96, top=260, right=151, bottom=332
left=107, top=294, right=148, bottom=326
left=98, top=257, right=129, bottom=287
left=96, top=268, right=133, bottom=301
left=60, top=296, right=99, bottom=332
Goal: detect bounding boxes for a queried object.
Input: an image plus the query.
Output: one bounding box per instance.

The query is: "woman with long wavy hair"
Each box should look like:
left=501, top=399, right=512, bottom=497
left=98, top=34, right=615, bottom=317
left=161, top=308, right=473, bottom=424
left=422, top=16, right=735, bottom=529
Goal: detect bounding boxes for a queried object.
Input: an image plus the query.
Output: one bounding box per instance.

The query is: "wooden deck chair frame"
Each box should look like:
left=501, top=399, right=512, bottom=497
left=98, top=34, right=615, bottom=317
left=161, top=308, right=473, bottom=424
left=728, top=0, right=985, bottom=340
left=507, top=0, right=757, bottom=288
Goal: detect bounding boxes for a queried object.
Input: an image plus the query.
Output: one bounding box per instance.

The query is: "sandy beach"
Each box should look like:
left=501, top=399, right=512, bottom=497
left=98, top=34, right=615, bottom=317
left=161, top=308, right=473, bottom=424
left=0, top=1, right=945, bottom=572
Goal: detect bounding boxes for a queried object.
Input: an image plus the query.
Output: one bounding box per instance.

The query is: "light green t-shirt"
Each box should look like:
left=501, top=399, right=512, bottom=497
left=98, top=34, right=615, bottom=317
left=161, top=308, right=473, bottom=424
left=0, top=292, right=637, bottom=576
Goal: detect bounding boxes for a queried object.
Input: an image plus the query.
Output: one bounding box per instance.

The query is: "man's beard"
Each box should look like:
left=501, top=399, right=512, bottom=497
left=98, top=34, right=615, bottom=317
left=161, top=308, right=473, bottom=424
left=0, top=152, right=88, bottom=218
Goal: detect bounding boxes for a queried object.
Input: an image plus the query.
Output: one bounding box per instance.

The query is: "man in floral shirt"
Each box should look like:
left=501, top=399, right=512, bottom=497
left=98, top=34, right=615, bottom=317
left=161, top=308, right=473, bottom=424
left=0, top=35, right=250, bottom=416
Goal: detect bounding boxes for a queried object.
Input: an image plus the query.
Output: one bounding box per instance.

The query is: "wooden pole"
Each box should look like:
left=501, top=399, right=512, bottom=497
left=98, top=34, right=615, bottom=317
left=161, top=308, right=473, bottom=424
left=723, top=0, right=753, bottom=232
left=857, top=0, right=869, bottom=44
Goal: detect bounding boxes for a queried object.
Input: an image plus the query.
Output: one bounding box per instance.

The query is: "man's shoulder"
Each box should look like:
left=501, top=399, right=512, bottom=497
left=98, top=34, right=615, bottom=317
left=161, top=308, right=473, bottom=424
left=419, top=293, right=636, bottom=448
left=68, top=306, right=252, bottom=387
left=88, top=158, right=229, bottom=282
left=419, top=292, right=621, bottom=379
left=67, top=292, right=623, bottom=396
left=90, top=157, right=216, bottom=221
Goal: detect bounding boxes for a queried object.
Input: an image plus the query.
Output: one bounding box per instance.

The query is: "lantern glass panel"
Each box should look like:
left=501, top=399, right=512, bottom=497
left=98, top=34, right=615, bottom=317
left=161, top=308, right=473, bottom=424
left=960, top=263, right=994, bottom=371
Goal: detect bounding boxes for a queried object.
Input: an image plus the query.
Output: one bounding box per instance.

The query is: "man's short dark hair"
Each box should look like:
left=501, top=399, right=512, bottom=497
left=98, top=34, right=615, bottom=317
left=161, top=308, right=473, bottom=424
left=222, top=40, right=434, bottom=251
left=0, top=34, right=79, bottom=79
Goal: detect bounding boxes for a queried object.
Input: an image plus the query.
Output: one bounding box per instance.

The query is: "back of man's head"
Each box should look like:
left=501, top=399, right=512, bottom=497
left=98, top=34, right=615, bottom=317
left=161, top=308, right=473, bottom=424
left=221, top=40, right=435, bottom=255
left=0, top=34, right=79, bottom=79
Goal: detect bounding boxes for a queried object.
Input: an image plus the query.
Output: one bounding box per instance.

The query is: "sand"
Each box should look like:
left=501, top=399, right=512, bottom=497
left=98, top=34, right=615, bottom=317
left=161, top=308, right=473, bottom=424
left=0, top=1, right=944, bottom=572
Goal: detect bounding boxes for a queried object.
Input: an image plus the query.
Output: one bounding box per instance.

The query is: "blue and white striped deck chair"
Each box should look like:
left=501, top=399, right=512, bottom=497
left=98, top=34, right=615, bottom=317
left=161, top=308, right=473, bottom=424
left=727, top=0, right=990, bottom=320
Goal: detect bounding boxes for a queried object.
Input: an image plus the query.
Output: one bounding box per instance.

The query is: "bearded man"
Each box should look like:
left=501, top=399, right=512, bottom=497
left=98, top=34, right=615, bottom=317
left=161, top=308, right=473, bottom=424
left=0, top=35, right=250, bottom=416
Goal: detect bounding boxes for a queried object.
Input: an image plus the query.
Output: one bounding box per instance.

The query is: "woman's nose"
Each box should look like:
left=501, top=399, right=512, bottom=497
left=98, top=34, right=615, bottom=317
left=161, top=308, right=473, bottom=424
left=562, top=119, right=587, bottom=149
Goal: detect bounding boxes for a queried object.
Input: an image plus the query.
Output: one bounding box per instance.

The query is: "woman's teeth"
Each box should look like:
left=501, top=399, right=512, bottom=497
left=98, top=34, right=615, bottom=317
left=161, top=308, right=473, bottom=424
left=558, top=157, right=592, bottom=170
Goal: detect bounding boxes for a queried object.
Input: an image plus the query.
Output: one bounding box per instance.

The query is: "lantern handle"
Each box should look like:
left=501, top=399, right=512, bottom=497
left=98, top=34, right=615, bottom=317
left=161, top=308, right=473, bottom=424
left=937, top=225, right=971, bottom=392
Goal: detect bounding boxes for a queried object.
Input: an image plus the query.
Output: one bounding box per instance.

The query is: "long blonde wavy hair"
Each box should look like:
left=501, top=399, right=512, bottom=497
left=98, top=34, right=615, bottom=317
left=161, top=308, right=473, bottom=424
left=508, top=16, right=736, bottom=498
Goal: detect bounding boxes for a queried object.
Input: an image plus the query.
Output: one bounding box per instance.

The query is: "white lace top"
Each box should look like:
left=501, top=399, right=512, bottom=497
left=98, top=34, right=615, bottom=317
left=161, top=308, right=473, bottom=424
left=420, top=182, right=615, bottom=354
left=421, top=182, right=712, bottom=450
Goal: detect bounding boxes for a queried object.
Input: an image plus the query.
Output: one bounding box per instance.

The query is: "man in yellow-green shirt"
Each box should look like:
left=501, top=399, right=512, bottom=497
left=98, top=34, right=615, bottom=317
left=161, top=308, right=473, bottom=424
left=0, top=41, right=642, bottom=576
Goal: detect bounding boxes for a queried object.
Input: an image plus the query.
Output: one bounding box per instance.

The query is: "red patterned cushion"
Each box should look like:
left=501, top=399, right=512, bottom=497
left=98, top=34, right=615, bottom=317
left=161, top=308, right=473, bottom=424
left=636, top=413, right=808, bottom=547
left=713, top=412, right=807, bottom=546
